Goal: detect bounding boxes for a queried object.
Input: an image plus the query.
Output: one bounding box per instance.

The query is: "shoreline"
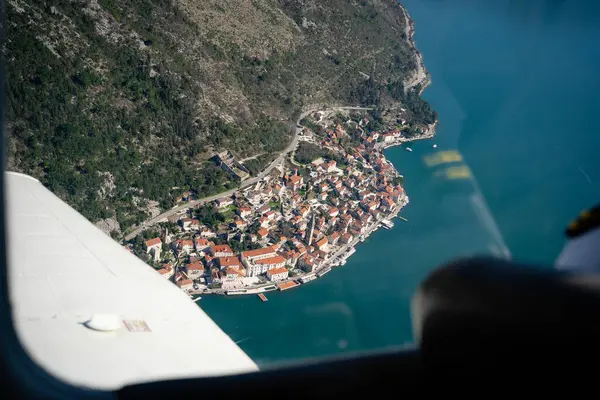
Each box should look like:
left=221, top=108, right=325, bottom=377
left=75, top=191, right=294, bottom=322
left=196, top=126, right=433, bottom=298
left=156, top=5, right=437, bottom=300
left=195, top=197, right=409, bottom=298
left=400, top=4, right=431, bottom=95
left=193, top=6, right=437, bottom=299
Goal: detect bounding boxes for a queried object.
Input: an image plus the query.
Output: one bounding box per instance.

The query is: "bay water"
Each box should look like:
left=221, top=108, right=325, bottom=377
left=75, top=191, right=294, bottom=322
left=200, top=0, right=600, bottom=366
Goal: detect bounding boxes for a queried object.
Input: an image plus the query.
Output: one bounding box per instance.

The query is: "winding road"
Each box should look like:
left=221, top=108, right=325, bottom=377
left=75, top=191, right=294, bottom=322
left=124, top=106, right=373, bottom=241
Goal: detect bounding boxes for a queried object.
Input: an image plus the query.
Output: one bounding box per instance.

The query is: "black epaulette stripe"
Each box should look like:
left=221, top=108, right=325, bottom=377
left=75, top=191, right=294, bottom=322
left=566, top=203, right=600, bottom=238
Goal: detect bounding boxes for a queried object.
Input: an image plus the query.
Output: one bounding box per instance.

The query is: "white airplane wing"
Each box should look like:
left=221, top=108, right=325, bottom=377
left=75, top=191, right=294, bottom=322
left=6, top=172, right=257, bottom=390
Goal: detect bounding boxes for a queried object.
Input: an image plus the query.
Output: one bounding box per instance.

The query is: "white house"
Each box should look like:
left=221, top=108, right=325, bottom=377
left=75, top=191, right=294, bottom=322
left=267, top=267, right=289, bottom=282
left=238, top=206, right=252, bottom=218
left=210, top=244, right=234, bottom=257
left=328, top=232, right=340, bottom=246
left=180, top=218, right=192, bottom=231
left=287, top=174, right=303, bottom=191
left=176, top=279, right=194, bottom=292
left=241, top=246, right=277, bottom=263
left=199, top=228, right=217, bottom=238
left=248, top=255, right=286, bottom=276
left=194, top=237, right=211, bottom=252
left=241, top=247, right=286, bottom=277
left=217, top=256, right=243, bottom=270
left=216, top=197, right=233, bottom=209
left=186, top=262, right=205, bottom=279
left=298, top=255, right=318, bottom=273
left=173, top=239, right=194, bottom=254
left=144, top=237, right=162, bottom=262
left=325, top=160, right=337, bottom=173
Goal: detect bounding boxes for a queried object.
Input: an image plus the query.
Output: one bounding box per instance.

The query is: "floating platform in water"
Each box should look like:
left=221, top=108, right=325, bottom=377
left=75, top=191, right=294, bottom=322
left=258, top=293, right=268, bottom=302
left=278, top=281, right=300, bottom=291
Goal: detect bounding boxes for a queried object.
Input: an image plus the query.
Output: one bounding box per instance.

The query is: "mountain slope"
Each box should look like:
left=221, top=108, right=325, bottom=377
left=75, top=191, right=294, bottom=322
left=5, top=0, right=435, bottom=235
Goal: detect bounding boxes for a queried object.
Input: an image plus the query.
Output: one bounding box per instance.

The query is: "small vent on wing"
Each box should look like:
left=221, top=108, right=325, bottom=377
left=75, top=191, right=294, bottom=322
left=84, top=314, right=121, bottom=332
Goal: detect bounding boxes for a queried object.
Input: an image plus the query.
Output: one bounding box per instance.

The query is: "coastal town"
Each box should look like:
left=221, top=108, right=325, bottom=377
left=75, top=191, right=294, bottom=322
left=126, top=108, right=435, bottom=299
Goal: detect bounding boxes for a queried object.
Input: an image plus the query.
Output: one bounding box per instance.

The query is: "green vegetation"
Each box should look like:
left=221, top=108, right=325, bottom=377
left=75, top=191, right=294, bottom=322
left=294, top=142, right=346, bottom=166
left=244, top=154, right=277, bottom=176
left=220, top=209, right=236, bottom=223
left=6, top=0, right=435, bottom=234
left=295, top=142, right=324, bottom=165
left=229, top=238, right=261, bottom=253
left=299, top=118, right=324, bottom=135
left=194, top=205, right=224, bottom=229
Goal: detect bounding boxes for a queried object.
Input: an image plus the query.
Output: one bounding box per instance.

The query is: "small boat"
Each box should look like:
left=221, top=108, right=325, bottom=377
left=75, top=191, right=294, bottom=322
left=405, top=147, right=413, bottom=152
left=258, top=293, right=268, bottom=302
left=432, top=144, right=437, bottom=148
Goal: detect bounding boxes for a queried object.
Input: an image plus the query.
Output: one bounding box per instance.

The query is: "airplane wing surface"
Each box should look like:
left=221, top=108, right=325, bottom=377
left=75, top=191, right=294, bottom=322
left=5, top=172, right=257, bottom=390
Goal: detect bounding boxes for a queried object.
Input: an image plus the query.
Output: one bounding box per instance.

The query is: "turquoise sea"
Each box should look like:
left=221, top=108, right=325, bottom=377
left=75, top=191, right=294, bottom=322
left=200, top=0, right=600, bottom=366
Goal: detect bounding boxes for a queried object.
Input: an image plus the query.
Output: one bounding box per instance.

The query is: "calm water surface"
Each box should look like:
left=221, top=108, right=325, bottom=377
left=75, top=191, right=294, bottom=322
left=200, top=0, right=600, bottom=366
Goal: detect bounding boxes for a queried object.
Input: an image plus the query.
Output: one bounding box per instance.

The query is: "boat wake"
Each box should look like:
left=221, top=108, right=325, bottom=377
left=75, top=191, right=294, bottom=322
left=578, top=166, right=596, bottom=188
left=235, top=336, right=253, bottom=345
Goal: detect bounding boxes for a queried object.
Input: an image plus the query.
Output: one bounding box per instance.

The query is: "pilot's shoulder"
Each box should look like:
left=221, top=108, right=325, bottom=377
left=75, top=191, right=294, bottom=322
left=566, top=204, right=600, bottom=238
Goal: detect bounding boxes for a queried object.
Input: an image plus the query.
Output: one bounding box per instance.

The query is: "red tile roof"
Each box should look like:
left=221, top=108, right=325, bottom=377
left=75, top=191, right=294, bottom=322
left=267, top=267, right=288, bottom=276
left=241, top=246, right=276, bottom=259
left=187, top=262, right=204, bottom=271
left=181, top=240, right=193, bottom=248
left=316, top=237, right=328, bottom=248
left=218, top=256, right=241, bottom=268
left=195, top=238, right=210, bottom=246
left=225, top=267, right=245, bottom=277
left=255, top=255, right=286, bottom=265
left=145, top=237, right=162, bottom=248
left=212, top=244, right=233, bottom=254
left=257, top=228, right=269, bottom=238
left=177, top=279, right=193, bottom=288
left=278, top=281, right=299, bottom=290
